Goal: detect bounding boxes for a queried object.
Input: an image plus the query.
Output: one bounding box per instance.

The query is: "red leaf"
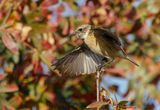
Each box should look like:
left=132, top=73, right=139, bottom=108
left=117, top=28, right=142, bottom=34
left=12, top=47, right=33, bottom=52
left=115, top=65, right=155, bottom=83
left=0, top=74, right=6, bottom=80
left=2, top=33, right=18, bottom=54
left=42, top=40, right=52, bottom=50
left=105, top=68, right=126, bottom=76
left=41, top=0, right=59, bottom=10
left=0, top=84, right=19, bottom=93
left=33, top=61, right=43, bottom=74
left=5, top=84, right=19, bottom=92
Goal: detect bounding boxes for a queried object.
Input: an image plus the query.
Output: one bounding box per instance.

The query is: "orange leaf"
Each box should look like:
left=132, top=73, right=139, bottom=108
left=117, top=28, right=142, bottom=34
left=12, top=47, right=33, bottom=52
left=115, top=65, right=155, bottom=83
left=86, top=101, right=108, bottom=109
left=9, top=96, right=22, bottom=108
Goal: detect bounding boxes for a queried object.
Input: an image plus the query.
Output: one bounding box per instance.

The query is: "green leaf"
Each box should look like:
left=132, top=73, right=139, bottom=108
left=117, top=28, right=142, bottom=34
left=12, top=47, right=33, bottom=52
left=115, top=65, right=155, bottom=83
left=118, top=101, right=129, bottom=106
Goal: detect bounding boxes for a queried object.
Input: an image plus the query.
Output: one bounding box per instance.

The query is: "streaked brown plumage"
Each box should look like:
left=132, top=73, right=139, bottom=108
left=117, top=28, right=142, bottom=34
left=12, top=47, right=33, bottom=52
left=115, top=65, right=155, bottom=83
left=53, top=24, right=139, bottom=76
left=53, top=44, right=107, bottom=76
left=71, top=25, right=139, bottom=66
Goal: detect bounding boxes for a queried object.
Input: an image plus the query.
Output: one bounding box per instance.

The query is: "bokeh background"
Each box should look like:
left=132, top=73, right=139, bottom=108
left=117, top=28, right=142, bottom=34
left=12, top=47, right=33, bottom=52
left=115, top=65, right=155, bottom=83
left=0, top=0, right=160, bottom=110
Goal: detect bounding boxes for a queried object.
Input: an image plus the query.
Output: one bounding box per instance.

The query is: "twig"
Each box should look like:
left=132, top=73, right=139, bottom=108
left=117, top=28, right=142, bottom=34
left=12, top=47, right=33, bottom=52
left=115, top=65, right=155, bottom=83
left=96, top=70, right=100, bottom=102
left=96, top=69, right=101, bottom=110
left=23, top=42, right=36, bottom=51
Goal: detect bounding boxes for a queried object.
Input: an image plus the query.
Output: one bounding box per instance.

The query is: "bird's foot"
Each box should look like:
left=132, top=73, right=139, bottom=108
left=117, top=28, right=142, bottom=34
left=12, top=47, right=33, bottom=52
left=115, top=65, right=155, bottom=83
left=97, top=64, right=103, bottom=71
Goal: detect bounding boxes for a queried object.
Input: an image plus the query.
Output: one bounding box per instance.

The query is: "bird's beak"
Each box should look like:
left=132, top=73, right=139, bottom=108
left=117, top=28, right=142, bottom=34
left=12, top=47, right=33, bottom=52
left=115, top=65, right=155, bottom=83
left=68, top=32, right=78, bottom=40
left=69, top=32, right=76, bottom=37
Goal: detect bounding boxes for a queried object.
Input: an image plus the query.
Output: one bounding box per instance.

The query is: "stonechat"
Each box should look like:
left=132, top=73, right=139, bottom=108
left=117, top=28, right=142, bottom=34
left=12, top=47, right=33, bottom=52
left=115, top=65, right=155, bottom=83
left=70, top=24, right=139, bottom=66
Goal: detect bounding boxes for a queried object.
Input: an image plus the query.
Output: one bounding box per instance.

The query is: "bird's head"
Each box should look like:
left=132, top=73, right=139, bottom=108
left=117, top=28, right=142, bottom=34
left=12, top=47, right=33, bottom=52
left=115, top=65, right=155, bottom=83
left=69, top=24, right=92, bottom=40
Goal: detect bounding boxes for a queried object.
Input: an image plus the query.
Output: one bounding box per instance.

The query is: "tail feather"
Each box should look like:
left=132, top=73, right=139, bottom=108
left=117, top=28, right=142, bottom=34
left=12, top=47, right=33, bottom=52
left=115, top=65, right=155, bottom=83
left=124, top=56, right=139, bottom=66
left=120, top=47, right=139, bottom=66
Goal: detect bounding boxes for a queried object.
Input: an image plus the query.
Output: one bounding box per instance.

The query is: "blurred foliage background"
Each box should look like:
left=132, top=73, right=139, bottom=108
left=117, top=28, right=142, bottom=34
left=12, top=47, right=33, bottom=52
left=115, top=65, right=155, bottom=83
left=0, top=0, right=160, bottom=110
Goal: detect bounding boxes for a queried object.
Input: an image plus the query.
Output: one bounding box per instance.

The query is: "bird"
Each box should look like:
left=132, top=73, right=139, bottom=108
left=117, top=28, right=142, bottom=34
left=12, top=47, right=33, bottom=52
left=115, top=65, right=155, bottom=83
left=53, top=44, right=108, bottom=76
left=70, top=24, right=139, bottom=66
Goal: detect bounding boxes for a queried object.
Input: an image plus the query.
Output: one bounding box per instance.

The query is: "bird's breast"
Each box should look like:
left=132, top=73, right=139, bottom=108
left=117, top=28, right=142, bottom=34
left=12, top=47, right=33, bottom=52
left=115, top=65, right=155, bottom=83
left=84, top=32, right=110, bottom=57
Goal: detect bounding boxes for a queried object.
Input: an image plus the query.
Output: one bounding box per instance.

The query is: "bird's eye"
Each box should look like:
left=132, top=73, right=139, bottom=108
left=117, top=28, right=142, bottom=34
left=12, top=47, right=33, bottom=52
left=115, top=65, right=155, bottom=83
left=78, top=28, right=83, bottom=31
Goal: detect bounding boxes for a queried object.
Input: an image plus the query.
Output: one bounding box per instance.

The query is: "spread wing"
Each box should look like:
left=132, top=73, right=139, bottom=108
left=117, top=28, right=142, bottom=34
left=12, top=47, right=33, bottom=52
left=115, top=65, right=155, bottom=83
left=53, top=45, right=107, bottom=76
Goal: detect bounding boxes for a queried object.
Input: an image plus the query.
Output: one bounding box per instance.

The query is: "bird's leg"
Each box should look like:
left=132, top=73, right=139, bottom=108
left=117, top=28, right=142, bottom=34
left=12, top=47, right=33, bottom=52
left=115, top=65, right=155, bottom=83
left=97, top=64, right=103, bottom=71
left=103, top=57, right=114, bottom=67
left=98, top=57, right=113, bottom=69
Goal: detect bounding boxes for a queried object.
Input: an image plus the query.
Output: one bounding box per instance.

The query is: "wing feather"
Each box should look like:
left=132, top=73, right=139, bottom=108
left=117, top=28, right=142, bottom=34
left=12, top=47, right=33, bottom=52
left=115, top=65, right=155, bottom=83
left=93, top=27, right=122, bottom=48
left=53, top=45, right=107, bottom=76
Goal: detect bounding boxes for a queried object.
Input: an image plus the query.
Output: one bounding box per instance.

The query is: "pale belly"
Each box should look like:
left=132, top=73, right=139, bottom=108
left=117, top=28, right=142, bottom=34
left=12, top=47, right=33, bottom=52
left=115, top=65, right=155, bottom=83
left=83, top=32, right=125, bottom=60
left=84, top=34, right=110, bottom=57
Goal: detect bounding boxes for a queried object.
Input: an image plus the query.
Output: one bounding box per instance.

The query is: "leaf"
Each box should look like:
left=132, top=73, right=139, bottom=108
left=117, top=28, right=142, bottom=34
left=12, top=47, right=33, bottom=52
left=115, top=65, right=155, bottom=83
left=9, top=96, right=22, bottom=108
left=96, top=7, right=106, bottom=15
left=39, top=103, right=49, bottom=110
left=32, top=51, right=39, bottom=63
left=128, top=42, right=139, bottom=53
left=109, top=98, right=114, bottom=106
left=24, top=64, right=33, bottom=75
left=86, top=101, right=109, bottom=109
left=39, top=53, right=51, bottom=67
left=105, top=68, right=126, bottom=76
left=118, top=101, right=129, bottom=106
left=101, top=87, right=111, bottom=97
left=2, top=33, right=18, bottom=54
left=21, top=26, right=32, bottom=41
left=2, top=102, right=15, bottom=110
left=116, top=105, right=135, bottom=110
left=0, top=74, right=6, bottom=81
left=0, top=84, right=19, bottom=93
